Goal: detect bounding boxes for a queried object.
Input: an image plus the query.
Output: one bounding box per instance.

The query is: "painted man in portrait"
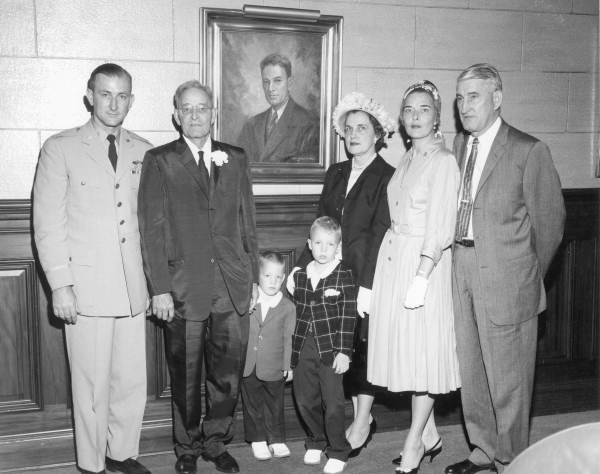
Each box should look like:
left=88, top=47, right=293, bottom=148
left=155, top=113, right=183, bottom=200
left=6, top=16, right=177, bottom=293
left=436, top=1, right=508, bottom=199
left=238, top=53, right=319, bottom=163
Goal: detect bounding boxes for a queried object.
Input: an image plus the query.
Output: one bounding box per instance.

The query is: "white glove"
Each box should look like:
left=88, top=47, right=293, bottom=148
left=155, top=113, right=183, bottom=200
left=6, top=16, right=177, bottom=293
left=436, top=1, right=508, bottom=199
left=404, top=275, right=429, bottom=309
left=356, top=286, right=372, bottom=318
left=286, top=267, right=300, bottom=295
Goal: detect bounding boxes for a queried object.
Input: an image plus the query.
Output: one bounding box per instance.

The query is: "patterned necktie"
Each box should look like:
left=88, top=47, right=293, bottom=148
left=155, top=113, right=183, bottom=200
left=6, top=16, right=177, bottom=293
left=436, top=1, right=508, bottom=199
left=455, top=138, right=479, bottom=241
left=265, top=109, right=277, bottom=142
left=107, top=134, right=118, bottom=171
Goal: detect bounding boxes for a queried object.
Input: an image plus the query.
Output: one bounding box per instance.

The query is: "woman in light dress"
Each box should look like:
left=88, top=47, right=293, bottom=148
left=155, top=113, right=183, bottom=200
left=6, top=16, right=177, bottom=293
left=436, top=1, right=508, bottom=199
left=367, top=80, right=461, bottom=473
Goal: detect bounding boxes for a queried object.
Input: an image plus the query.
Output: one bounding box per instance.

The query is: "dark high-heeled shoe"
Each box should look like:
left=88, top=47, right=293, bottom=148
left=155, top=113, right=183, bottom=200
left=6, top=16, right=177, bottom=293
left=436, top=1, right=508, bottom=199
left=348, top=418, right=377, bottom=458
left=392, top=437, right=442, bottom=465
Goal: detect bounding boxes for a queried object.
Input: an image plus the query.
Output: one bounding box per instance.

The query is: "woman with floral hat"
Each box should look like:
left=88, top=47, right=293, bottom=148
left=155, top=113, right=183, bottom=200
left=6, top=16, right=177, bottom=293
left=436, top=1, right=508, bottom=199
left=288, top=92, right=396, bottom=459
left=367, top=80, right=461, bottom=473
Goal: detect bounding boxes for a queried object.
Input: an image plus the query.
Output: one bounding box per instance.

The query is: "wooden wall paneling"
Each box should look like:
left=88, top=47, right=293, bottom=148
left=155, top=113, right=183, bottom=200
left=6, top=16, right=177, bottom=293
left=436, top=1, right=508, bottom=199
left=0, top=259, right=42, bottom=412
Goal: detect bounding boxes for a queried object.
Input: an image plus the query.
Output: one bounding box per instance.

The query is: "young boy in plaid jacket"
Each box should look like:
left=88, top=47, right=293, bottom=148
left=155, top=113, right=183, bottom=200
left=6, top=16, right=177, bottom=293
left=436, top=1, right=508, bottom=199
left=291, top=216, right=358, bottom=474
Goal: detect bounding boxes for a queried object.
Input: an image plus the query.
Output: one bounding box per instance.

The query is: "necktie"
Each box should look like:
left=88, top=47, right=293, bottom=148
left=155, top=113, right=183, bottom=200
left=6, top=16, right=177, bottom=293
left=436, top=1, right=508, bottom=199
left=455, top=138, right=479, bottom=241
left=265, top=109, right=277, bottom=142
left=198, top=150, right=210, bottom=181
left=107, top=134, right=118, bottom=171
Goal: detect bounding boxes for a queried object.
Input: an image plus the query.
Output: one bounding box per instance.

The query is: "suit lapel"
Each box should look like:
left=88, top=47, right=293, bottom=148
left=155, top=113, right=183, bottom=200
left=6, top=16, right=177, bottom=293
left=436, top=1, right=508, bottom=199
left=474, top=121, right=509, bottom=199
left=80, top=121, right=117, bottom=177
left=175, top=138, right=210, bottom=199
left=210, top=141, right=220, bottom=191
left=252, top=111, right=269, bottom=157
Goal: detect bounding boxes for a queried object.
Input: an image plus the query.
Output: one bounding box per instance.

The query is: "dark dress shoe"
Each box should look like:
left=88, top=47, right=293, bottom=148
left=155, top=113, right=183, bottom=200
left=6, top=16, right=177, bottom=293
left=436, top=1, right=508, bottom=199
left=201, top=451, right=240, bottom=473
left=445, top=459, right=497, bottom=473
left=175, top=454, right=197, bottom=474
left=105, top=457, right=150, bottom=474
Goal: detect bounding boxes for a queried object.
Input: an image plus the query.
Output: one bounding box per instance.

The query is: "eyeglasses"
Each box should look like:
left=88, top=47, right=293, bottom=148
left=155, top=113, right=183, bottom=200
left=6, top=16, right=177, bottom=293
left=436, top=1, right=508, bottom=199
left=178, top=105, right=213, bottom=116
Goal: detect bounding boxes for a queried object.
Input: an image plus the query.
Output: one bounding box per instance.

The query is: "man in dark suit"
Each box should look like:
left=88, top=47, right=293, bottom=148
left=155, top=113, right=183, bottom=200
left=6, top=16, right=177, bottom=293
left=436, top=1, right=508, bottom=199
left=138, top=80, right=259, bottom=474
left=446, top=64, right=565, bottom=474
left=237, top=53, right=319, bottom=163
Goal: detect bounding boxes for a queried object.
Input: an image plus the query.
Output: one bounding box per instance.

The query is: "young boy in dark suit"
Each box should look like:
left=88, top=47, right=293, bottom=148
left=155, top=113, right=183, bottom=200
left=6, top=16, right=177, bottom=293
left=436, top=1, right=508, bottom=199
left=241, top=251, right=296, bottom=461
left=291, top=216, right=358, bottom=474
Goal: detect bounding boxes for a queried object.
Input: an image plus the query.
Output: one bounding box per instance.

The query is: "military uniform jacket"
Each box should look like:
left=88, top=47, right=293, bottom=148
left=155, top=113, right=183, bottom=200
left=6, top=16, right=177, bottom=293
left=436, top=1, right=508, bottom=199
left=33, top=120, right=153, bottom=316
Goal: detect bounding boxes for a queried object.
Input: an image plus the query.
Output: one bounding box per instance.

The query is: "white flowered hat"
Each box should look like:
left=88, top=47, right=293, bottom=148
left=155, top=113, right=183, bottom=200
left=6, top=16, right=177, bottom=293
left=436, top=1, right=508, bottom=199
left=332, top=92, right=396, bottom=139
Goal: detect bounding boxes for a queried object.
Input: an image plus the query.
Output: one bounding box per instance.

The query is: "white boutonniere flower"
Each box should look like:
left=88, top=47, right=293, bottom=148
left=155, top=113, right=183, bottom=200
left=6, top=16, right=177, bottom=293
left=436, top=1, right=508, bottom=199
left=211, top=150, right=229, bottom=167
left=324, top=289, right=340, bottom=297
left=131, top=160, right=143, bottom=174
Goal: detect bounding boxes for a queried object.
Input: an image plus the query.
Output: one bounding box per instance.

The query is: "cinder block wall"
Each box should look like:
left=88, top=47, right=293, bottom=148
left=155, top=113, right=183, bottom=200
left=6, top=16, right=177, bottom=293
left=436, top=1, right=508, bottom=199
left=1, top=0, right=598, bottom=197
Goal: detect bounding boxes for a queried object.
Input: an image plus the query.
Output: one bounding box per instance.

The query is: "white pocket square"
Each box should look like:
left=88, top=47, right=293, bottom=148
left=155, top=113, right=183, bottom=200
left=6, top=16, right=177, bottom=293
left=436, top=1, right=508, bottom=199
left=324, top=289, right=340, bottom=297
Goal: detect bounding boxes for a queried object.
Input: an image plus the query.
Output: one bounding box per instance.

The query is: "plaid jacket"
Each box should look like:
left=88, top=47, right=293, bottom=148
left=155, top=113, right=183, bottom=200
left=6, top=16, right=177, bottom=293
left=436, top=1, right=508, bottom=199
left=291, top=261, right=358, bottom=367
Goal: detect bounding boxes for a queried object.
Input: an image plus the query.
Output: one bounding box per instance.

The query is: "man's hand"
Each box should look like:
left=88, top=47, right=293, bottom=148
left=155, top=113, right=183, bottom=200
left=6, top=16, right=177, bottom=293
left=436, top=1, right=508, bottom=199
left=152, top=293, right=175, bottom=322
left=249, top=283, right=259, bottom=312
left=52, top=286, right=78, bottom=324
left=283, top=370, right=293, bottom=382
left=356, top=286, right=372, bottom=318
left=286, top=267, right=300, bottom=295
left=332, top=353, right=350, bottom=374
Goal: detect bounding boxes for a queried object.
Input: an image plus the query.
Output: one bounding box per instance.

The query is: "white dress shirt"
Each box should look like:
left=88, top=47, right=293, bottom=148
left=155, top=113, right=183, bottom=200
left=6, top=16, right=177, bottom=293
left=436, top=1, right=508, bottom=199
left=256, top=287, right=283, bottom=322
left=183, top=135, right=212, bottom=175
left=459, top=117, right=502, bottom=239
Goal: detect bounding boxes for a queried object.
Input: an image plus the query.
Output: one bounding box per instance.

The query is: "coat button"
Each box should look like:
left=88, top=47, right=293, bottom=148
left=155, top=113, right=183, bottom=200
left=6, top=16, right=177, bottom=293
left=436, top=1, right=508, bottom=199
left=120, top=220, right=125, bottom=225
left=210, top=258, right=215, bottom=264
left=115, top=183, right=120, bottom=189
left=81, top=181, right=86, bottom=186
left=117, top=201, right=122, bottom=207
left=121, top=237, right=126, bottom=243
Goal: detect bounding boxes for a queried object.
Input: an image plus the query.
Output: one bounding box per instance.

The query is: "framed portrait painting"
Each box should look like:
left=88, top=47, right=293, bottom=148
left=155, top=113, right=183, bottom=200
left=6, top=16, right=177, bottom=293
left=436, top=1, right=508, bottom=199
left=201, top=5, right=343, bottom=183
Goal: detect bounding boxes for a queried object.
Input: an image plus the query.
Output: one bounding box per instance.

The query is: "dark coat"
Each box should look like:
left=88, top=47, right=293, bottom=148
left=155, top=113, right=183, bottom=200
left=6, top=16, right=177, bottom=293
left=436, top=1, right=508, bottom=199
left=297, top=155, right=394, bottom=289
left=138, top=137, right=259, bottom=320
left=238, top=98, right=319, bottom=163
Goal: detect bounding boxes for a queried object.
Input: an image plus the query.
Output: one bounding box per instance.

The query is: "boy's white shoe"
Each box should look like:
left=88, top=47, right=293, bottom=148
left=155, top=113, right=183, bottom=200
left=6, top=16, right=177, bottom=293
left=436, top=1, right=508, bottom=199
left=251, top=441, right=272, bottom=460
left=269, top=443, right=291, bottom=458
left=323, top=458, right=346, bottom=474
left=303, top=449, right=323, bottom=465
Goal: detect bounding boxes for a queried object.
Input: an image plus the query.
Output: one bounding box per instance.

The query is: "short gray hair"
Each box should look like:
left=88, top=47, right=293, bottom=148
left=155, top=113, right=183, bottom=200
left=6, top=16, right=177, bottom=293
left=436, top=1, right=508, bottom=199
left=173, top=80, right=214, bottom=108
left=458, top=63, right=502, bottom=92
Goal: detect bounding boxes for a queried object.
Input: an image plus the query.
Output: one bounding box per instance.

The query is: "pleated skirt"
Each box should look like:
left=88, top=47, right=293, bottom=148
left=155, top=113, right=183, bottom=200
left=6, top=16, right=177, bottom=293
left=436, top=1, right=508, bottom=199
left=367, top=230, right=461, bottom=394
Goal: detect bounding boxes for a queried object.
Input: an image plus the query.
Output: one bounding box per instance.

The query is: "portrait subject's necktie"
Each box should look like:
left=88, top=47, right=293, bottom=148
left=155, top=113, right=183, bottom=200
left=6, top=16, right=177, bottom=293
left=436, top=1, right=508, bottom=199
left=455, top=137, right=479, bottom=241
left=265, top=109, right=277, bottom=142
left=107, top=134, right=118, bottom=171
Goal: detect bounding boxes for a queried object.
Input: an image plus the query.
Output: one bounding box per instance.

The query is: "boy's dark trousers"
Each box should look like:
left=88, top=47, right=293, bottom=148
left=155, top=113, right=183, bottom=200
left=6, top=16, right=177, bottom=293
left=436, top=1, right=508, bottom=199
left=241, top=370, right=286, bottom=443
left=293, top=335, right=351, bottom=461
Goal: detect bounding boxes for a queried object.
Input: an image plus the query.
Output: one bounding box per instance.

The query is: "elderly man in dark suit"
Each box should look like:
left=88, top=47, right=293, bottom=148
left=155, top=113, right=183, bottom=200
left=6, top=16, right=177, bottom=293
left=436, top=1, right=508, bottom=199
left=237, top=53, right=319, bottom=163
left=138, top=80, right=259, bottom=474
left=446, top=64, right=565, bottom=474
